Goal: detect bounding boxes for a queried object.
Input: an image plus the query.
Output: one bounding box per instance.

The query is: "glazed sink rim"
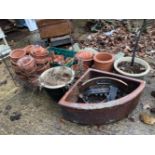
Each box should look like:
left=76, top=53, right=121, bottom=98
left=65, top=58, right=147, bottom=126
left=59, top=68, right=145, bottom=110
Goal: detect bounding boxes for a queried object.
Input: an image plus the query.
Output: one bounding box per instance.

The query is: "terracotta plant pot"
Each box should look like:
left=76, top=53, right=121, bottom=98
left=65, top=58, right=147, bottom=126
left=9, top=49, right=26, bottom=62
left=17, top=55, right=36, bottom=72
left=35, top=57, right=49, bottom=65
left=24, top=45, right=35, bottom=55
left=76, top=51, right=94, bottom=67
left=93, top=52, right=114, bottom=72
left=30, top=45, right=48, bottom=59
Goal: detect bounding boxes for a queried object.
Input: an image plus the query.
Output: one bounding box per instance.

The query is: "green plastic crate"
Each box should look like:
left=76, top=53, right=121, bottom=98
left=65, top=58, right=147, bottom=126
left=47, top=47, right=76, bottom=67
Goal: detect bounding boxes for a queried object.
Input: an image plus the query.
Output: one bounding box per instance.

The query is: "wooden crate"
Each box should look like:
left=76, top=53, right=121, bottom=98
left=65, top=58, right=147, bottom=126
left=37, top=20, right=73, bottom=39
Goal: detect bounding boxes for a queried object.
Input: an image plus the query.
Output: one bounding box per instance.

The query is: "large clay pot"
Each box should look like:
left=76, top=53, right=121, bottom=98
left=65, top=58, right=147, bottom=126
left=9, top=49, right=26, bottom=62
left=93, top=52, right=114, bottom=72
left=76, top=51, right=94, bottom=67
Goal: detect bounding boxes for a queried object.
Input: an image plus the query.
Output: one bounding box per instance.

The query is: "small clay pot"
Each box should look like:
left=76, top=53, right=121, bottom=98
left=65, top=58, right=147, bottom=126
left=24, top=45, right=35, bottom=55
left=30, top=45, right=48, bottom=59
left=76, top=51, right=94, bottom=67
left=10, top=49, right=26, bottom=62
left=93, top=52, right=114, bottom=72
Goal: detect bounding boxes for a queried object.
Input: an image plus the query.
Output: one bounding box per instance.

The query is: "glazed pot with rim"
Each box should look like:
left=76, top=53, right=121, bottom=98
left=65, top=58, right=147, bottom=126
left=9, top=48, right=26, bottom=62
left=75, top=50, right=94, bottom=68
left=93, top=52, right=114, bottom=72
left=114, top=56, right=151, bottom=79
left=17, top=55, right=36, bottom=72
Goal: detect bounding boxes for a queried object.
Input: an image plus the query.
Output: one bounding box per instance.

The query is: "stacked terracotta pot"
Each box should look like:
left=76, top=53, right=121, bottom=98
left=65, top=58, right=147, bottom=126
left=73, top=51, right=94, bottom=73
left=30, top=45, right=50, bottom=74
left=17, top=55, right=38, bottom=85
left=10, top=48, right=27, bottom=79
left=9, top=45, right=50, bottom=86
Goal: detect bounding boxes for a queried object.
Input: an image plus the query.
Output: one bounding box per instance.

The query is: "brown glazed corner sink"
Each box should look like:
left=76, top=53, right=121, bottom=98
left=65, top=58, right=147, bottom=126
left=58, top=68, right=145, bottom=125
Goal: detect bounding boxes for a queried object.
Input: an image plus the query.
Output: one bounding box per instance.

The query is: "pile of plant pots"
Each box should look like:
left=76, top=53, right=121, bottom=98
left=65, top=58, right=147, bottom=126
left=9, top=45, right=50, bottom=86
left=73, top=50, right=115, bottom=72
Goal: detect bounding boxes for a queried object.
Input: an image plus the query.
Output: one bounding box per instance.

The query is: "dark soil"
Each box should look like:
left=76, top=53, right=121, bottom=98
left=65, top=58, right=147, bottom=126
left=118, top=61, right=146, bottom=74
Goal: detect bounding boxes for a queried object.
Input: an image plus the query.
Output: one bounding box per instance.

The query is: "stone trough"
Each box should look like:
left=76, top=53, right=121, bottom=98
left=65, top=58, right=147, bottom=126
left=59, top=68, right=145, bottom=125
